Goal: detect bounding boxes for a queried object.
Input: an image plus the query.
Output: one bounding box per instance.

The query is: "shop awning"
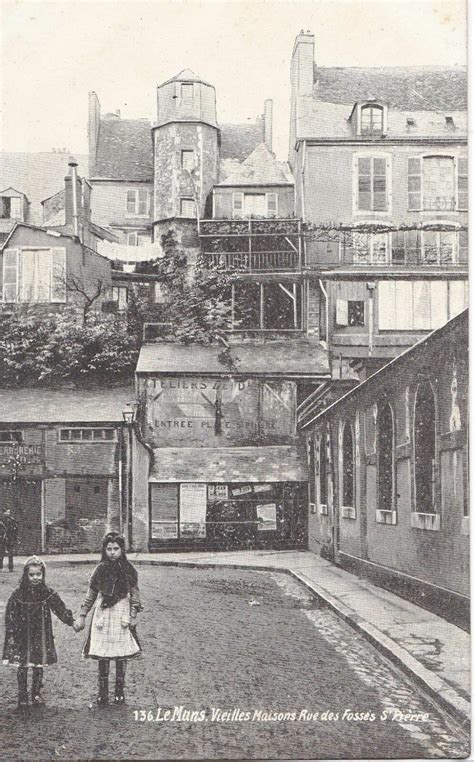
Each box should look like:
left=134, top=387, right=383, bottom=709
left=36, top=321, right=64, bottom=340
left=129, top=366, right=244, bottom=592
left=149, top=446, right=308, bottom=483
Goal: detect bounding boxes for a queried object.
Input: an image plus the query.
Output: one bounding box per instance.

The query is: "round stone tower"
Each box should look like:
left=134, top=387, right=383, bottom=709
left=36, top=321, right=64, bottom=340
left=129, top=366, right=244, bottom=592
left=152, top=69, right=220, bottom=248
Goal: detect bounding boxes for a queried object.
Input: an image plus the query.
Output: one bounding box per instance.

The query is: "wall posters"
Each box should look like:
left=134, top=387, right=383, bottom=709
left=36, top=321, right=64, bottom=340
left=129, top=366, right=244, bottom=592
left=256, top=503, right=277, bottom=531
left=180, top=483, right=207, bottom=538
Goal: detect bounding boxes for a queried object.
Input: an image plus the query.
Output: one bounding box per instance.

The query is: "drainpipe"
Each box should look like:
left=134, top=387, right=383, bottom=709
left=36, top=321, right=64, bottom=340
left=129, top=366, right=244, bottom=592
left=318, top=279, right=329, bottom=345
left=69, top=159, right=80, bottom=240
left=300, top=140, right=306, bottom=223
left=367, top=282, right=376, bottom=356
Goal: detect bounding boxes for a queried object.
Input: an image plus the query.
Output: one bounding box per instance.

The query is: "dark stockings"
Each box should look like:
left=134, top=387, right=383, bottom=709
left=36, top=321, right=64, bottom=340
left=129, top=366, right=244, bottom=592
left=32, top=667, right=44, bottom=703
left=97, top=659, right=109, bottom=705
left=115, top=659, right=126, bottom=703
left=97, top=659, right=126, bottom=705
left=17, top=667, right=28, bottom=706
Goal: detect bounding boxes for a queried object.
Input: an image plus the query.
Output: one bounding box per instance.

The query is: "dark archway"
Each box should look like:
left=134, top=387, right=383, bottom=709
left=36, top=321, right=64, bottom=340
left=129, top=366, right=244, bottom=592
left=414, top=381, right=436, bottom=512
left=378, top=402, right=394, bottom=511
left=342, top=423, right=354, bottom=507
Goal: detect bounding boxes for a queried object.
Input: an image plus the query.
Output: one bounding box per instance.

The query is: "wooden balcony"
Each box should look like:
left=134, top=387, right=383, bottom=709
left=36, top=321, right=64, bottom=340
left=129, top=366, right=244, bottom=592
left=199, top=218, right=303, bottom=272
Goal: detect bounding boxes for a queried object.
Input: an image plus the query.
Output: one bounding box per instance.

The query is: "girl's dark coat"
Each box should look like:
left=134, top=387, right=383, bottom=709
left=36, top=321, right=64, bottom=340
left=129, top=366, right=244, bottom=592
left=3, top=585, right=74, bottom=666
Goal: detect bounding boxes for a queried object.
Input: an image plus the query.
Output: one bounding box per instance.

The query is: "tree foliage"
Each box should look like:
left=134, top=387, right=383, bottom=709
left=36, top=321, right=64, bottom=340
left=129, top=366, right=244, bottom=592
left=0, top=307, right=140, bottom=387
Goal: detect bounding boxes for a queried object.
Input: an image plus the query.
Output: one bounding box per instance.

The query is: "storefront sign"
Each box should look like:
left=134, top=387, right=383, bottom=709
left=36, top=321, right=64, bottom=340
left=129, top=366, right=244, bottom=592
left=152, top=522, right=178, bottom=540
left=208, top=485, right=228, bottom=499
left=143, top=377, right=296, bottom=446
left=180, top=483, right=207, bottom=538
left=231, top=485, right=252, bottom=496
left=257, top=503, right=277, bottom=531
left=0, top=444, right=43, bottom=466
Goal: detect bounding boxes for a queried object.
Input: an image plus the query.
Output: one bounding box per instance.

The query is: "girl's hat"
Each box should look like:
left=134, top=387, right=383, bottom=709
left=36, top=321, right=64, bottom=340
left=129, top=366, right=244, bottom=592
left=24, top=555, right=46, bottom=569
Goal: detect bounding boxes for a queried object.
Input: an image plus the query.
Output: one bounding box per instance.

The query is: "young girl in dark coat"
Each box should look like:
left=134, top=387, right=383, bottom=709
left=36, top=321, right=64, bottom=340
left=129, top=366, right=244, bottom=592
left=74, top=532, right=142, bottom=706
left=2, top=556, right=75, bottom=711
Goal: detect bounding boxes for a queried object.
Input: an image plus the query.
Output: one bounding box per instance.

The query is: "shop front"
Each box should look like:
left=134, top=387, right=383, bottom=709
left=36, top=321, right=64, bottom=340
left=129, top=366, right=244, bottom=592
left=148, top=445, right=308, bottom=551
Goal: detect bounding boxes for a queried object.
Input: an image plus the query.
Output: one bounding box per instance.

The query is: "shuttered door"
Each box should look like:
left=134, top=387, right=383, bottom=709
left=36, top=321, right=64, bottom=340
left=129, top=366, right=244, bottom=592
left=0, top=479, right=42, bottom=553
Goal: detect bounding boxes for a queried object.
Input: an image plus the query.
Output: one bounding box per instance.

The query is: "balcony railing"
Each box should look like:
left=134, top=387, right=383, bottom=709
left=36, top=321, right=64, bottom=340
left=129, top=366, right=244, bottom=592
left=205, top=250, right=300, bottom=272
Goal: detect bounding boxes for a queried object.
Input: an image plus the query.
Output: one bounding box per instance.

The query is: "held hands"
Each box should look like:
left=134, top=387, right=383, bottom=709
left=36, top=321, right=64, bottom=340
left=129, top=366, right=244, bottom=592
left=73, top=615, right=86, bottom=633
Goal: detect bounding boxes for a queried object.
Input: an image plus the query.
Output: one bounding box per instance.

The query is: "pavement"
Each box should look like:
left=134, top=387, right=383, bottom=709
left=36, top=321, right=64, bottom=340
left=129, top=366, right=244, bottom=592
left=11, top=548, right=471, bottom=730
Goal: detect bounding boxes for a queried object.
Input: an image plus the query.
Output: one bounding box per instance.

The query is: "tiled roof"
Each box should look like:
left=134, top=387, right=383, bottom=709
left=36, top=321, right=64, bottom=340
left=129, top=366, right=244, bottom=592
left=92, top=119, right=153, bottom=181
left=295, top=99, right=467, bottom=140
left=217, top=143, right=293, bottom=186
left=0, top=152, right=88, bottom=225
left=137, top=341, right=330, bottom=377
left=0, top=386, right=137, bottom=423
left=149, top=445, right=308, bottom=482
left=220, top=122, right=264, bottom=161
left=313, top=66, right=467, bottom=111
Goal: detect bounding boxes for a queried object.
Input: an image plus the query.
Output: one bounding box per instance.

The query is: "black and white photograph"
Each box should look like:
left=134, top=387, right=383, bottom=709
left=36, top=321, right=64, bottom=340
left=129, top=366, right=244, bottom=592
left=0, top=0, right=469, bottom=759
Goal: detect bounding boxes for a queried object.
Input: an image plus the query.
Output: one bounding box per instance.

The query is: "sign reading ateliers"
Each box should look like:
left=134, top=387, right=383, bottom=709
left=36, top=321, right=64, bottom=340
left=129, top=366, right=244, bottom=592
left=142, top=377, right=297, bottom=447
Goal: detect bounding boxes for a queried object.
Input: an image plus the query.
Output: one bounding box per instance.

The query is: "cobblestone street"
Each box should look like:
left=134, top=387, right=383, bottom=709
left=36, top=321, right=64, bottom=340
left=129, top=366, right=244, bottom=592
left=0, top=565, right=469, bottom=760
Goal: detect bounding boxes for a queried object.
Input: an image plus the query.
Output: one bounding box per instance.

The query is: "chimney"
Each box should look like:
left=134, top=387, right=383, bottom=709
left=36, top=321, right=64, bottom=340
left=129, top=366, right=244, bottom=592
left=289, top=30, right=315, bottom=164
left=88, top=91, right=101, bottom=175
left=65, top=159, right=81, bottom=240
left=264, top=99, right=273, bottom=152
left=291, top=30, right=315, bottom=97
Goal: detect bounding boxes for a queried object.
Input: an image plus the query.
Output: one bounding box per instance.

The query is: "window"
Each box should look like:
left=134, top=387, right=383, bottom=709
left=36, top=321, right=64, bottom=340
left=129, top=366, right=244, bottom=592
left=390, top=230, right=421, bottom=265
left=378, top=280, right=468, bottom=331
left=2, top=248, right=66, bottom=303
left=414, top=381, right=436, bottom=512
left=408, top=156, right=466, bottom=211
left=356, top=158, right=388, bottom=211
left=378, top=402, right=394, bottom=512
left=126, top=189, right=150, bottom=216
left=422, top=230, right=455, bottom=264
left=181, top=83, right=194, bottom=101
left=232, top=281, right=302, bottom=330
left=126, top=231, right=151, bottom=246
left=0, top=196, right=22, bottom=220
left=336, top=299, right=365, bottom=327
left=111, top=286, right=128, bottom=310
left=351, top=232, right=388, bottom=264
left=360, top=104, right=384, bottom=135
left=59, top=428, right=116, bottom=442
left=319, top=431, right=328, bottom=507
left=342, top=423, right=354, bottom=507
left=0, top=430, right=23, bottom=443
left=180, top=198, right=195, bottom=217
left=232, top=192, right=278, bottom=218
left=181, top=150, right=195, bottom=171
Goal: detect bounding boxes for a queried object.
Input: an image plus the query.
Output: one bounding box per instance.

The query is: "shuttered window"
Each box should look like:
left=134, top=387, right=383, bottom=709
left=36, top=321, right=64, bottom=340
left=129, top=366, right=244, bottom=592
left=457, top=157, right=468, bottom=210
left=51, top=248, right=67, bottom=302
left=357, top=157, right=388, bottom=211
left=378, top=280, right=466, bottom=331
left=3, top=248, right=18, bottom=302
left=232, top=192, right=244, bottom=218
left=266, top=193, right=278, bottom=216
left=408, top=158, right=422, bottom=210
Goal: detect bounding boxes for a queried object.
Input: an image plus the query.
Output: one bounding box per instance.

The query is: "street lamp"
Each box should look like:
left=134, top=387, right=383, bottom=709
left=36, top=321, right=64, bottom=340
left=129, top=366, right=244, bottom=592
left=122, top=402, right=139, bottom=549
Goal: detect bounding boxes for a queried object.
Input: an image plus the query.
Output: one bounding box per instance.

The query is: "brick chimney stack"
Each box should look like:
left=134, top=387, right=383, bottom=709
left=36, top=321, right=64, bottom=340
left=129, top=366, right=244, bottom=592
left=264, top=99, right=273, bottom=152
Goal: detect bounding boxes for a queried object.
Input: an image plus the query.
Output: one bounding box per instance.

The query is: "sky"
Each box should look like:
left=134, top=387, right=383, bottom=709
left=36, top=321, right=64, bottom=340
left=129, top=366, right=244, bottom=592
left=0, top=0, right=467, bottom=161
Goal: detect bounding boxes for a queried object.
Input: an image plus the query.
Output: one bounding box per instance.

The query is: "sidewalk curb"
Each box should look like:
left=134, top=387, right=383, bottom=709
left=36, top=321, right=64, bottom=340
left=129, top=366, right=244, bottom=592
left=288, top=570, right=471, bottom=732
left=14, top=555, right=471, bottom=730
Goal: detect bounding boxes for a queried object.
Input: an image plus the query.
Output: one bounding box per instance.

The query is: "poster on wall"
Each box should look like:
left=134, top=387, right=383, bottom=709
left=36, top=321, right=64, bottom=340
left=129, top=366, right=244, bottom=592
left=256, top=503, right=277, bottom=531
left=180, top=483, right=207, bottom=538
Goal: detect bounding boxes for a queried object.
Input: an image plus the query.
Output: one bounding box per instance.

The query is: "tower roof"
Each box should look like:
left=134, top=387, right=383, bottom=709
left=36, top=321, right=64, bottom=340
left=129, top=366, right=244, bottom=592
left=161, top=68, right=213, bottom=87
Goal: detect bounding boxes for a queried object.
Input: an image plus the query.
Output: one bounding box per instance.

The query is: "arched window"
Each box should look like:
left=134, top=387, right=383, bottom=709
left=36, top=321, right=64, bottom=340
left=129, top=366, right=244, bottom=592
left=378, top=402, right=394, bottom=511
left=319, top=431, right=328, bottom=507
left=360, top=104, right=384, bottom=134
left=342, top=423, right=354, bottom=507
left=414, top=381, right=436, bottom=512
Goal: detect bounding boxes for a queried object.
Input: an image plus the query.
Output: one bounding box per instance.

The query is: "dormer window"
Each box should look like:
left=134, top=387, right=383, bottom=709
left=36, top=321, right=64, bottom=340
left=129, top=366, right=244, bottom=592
left=0, top=195, right=23, bottom=220
left=360, top=104, right=384, bottom=135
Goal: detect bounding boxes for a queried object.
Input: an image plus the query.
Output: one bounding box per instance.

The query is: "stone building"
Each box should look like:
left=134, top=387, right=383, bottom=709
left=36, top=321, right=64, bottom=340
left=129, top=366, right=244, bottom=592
left=0, top=387, right=149, bottom=554
left=289, top=31, right=468, bottom=384
left=300, top=309, right=468, bottom=626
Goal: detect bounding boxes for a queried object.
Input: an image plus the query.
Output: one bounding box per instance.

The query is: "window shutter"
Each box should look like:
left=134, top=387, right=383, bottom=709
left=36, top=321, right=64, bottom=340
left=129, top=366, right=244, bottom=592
left=408, top=157, right=422, bottom=210
left=458, top=229, right=468, bottom=263
left=2, top=248, right=18, bottom=302
left=457, top=157, right=468, bottom=210
left=448, top=280, right=467, bottom=319
left=126, top=190, right=136, bottom=215
left=357, top=158, right=371, bottom=211
left=51, top=247, right=66, bottom=303
left=138, top=189, right=148, bottom=216
left=430, top=281, right=447, bottom=328
left=373, top=158, right=387, bottom=211
left=336, top=299, right=349, bottom=326
left=232, top=192, right=244, bottom=218
left=266, top=192, right=278, bottom=217
left=378, top=281, right=396, bottom=330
